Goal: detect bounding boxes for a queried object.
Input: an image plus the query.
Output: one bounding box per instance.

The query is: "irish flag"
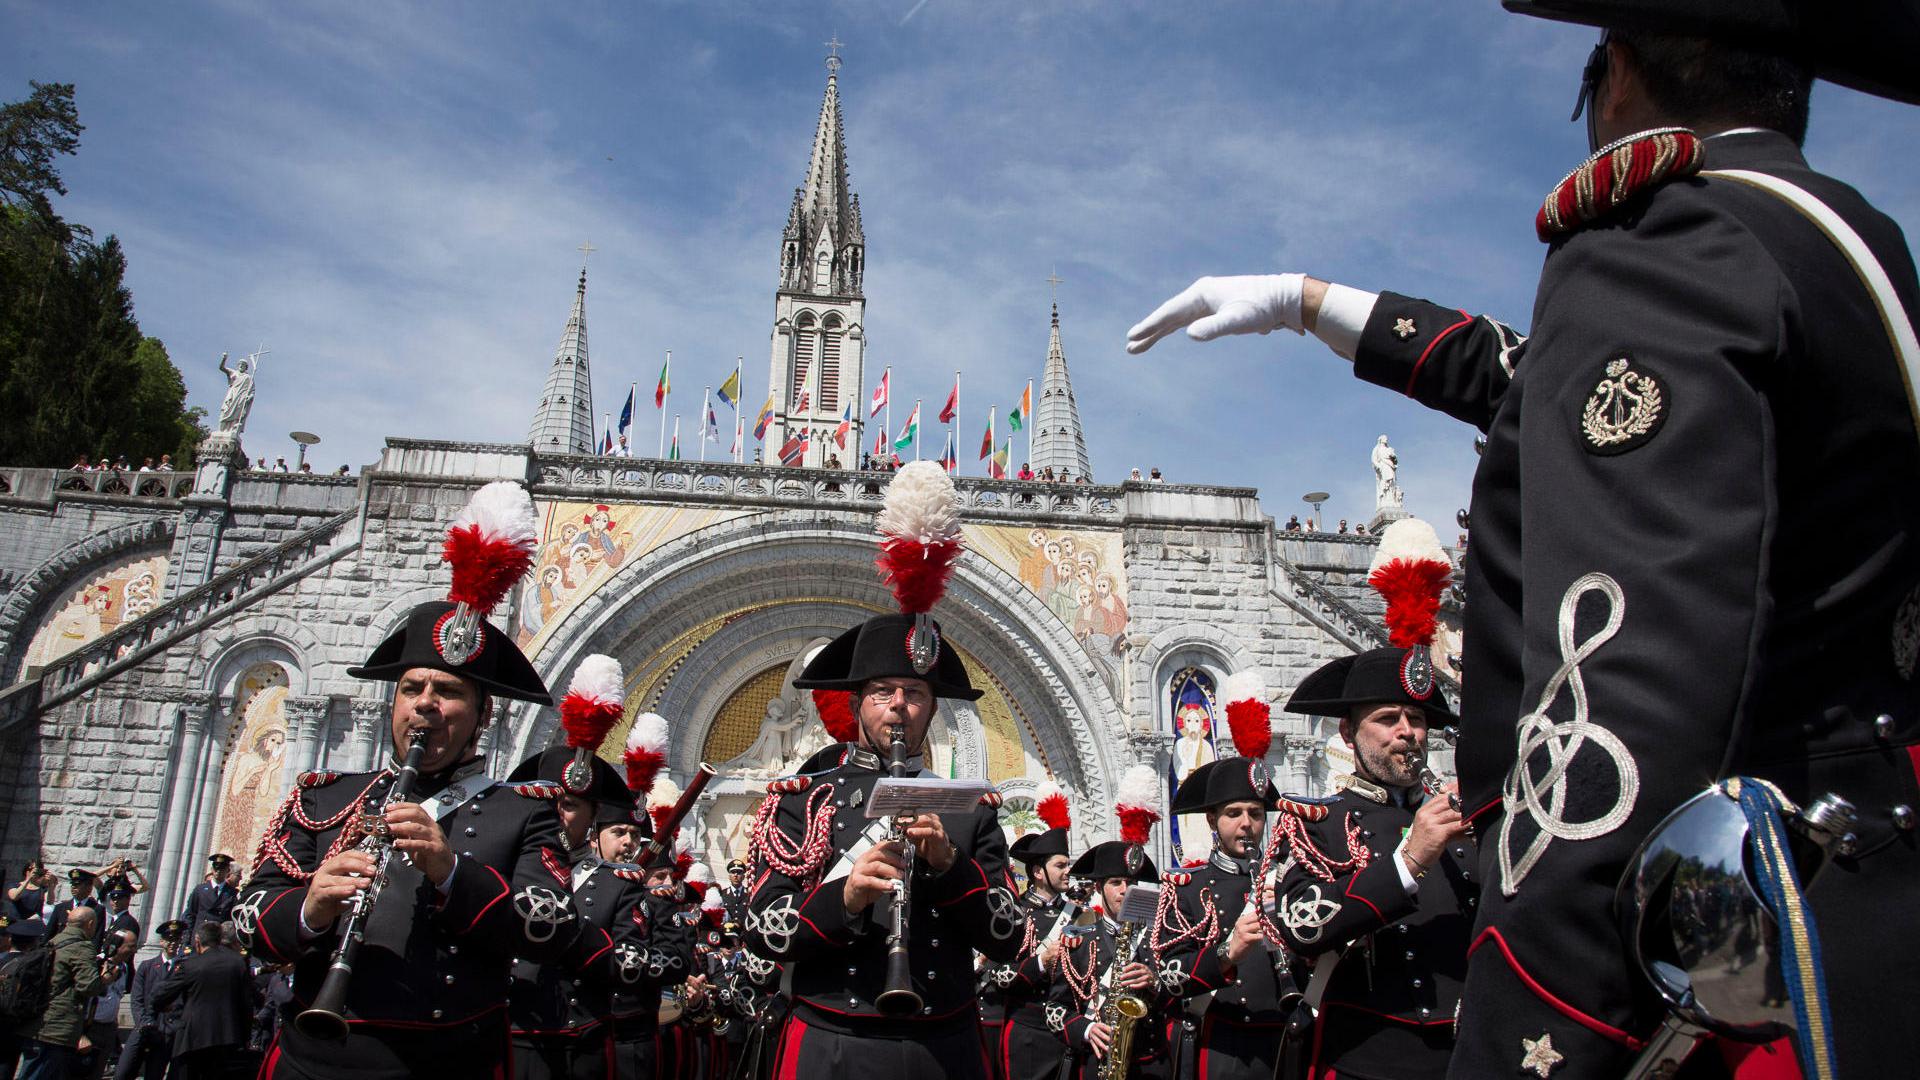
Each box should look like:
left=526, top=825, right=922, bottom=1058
left=1008, top=380, right=1032, bottom=432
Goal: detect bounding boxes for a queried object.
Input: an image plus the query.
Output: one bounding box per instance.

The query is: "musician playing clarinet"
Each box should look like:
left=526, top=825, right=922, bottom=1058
left=234, top=483, right=602, bottom=1079
left=1271, top=646, right=1475, bottom=1080
left=745, top=463, right=1026, bottom=1078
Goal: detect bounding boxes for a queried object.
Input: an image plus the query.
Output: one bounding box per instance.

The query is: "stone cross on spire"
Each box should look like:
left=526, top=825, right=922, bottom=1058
left=825, top=34, right=843, bottom=74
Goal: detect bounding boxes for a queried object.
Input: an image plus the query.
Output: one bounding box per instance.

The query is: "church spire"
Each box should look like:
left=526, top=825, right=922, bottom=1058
left=779, top=40, right=863, bottom=297
left=528, top=262, right=596, bottom=455
left=1031, top=300, right=1091, bottom=481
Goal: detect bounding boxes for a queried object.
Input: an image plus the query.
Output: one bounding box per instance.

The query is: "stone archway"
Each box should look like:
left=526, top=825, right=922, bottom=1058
left=507, top=511, right=1131, bottom=815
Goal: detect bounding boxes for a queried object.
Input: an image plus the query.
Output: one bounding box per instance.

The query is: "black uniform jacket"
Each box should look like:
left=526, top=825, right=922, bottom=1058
left=1152, top=851, right=1292, bottom=1027
left=152, top=947, right=256, bottom=1055
left=745, top=748, right=1026, bottom=1032
left=181, top=881, right=236, bottom=940
left=1049, top=916, right=1170, bottom=1064
left=1351, top=128, right=1920, bottom=1075
left=510, top=856, right=693, bottom=1039
left=235, top=763, right=599, bottom=1032
left=46, top=896, right=104, bottom=942
left=129, top=953, right=183, bottom=1034
left=718, top=883, right=750, bottom=929
left=1271, top=779, right=1473, bottom=1080
left=982, top=888, right=1071, bottom=1031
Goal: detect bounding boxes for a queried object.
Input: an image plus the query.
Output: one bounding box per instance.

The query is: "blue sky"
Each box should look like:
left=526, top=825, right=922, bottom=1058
left=7, top=1, right=1917, bottom=531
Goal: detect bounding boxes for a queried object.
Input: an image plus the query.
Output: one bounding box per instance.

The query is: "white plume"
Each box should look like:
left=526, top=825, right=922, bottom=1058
left=1033, top=780, right=1062, bottom=804
left=701, top=888, right=725, bottom=913
left=876, top=461, right=962, bottom=543
left=568, top=654, right=623, bottom=707
left=626, top=712, right=669, bottom=754
left=1116, top=764, right=1160, bottom=812
left=1368, top=516, right=1447, bottom=575
left=453, top=480, right=540, bottom=548
left=1220, top=669, right=1266, bottom=705
left=649, top=777, right=682, bottom=810
left=688, top=862, right=715, bottom=885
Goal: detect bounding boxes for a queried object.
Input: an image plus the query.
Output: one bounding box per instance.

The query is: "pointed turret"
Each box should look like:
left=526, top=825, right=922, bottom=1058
left=778, top=56, right=864, bottom=298
left=1031, top=303, right=1091, bottom=481
left=528, top=266, right=596, bottom=456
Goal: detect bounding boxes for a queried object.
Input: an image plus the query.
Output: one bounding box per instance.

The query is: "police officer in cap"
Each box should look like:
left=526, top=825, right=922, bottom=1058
left=983, top=790, right=1076, bottom=1080
left=1048, top=840, right=1164, bottom=1079
left=114, top=920, right=188, bottom=1080
left=179, top=856, right=236, bottom=943
left=507, top=740, right=690, bottom=1080
left=1128, top=2, right=1920, bottom=1074
left=46, top=869, right=104, bottom=945
left=719, top=860, right=751, bottom=932
left=1270, top=647, right=1474, bottom=1080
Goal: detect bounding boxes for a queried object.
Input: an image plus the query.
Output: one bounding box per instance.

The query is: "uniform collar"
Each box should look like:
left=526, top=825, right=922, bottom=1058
left=1209, top=848, right=1255, bottom=876
left=1098, top=914, right=1119, bottom=934
left=408, top=755, right=489, bottom=796
left=845, top=745, right=926, bottom=773
left=1337, top=773, right=1390, bottom=804
left=1696, top=127, right=1808, bottom=173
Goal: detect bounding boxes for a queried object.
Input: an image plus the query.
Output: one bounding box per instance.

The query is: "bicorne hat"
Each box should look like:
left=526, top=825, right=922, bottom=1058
left=1070, top=841, right=1158, bottom=884
left=1283, top=647, right=1457, bottom=722
left=508, top=747, right=637, bottom=825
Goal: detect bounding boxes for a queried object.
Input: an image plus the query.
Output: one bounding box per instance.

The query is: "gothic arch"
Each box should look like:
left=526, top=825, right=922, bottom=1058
left=507, top=513, right=1129, bottom=810
left=0, top=515, right=176, bottom=681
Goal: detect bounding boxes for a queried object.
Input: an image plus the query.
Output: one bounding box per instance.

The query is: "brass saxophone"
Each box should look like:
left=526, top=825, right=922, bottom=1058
left=1097, top=919, right=1150, bottom=1080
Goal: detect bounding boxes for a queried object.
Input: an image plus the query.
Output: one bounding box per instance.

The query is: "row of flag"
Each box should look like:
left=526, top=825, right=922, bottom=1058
left=595, top=352, right=1036, bottom=475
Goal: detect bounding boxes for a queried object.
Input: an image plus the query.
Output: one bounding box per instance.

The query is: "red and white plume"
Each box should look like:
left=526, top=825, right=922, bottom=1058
left=1221, top=670, right=1273, bottom=761
left=811, top=689, right=859, bottom=743
left=1115, top=765, right=1162, bottom=847
left=1367, top=517, right=1453, bottom=649
left=701, top=888, right=726, bottom=926
left=624, top=712, right=670, bottom=795
left=559, top=655, right=624, bottom=753
left=874, top=461, right=965, bottom=615
left=686, top=861, right=715, bottom=899
left=1034, top=781, right=1071, bottom=832
left=648, top=777, right=682, bottom=834
left=443, top=481, right=540, bottom=616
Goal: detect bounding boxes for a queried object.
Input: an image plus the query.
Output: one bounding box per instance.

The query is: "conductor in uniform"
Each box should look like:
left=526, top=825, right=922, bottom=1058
left=1127, top=2, right=1920, bottom=1073
left=1272, top=648, right=1475, bottom=1080
left=234, top=482, right=603, bottom=1078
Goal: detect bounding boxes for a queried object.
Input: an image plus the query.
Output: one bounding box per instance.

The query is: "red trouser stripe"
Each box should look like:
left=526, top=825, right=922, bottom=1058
left=774, top=1015, right=809, bottom=1080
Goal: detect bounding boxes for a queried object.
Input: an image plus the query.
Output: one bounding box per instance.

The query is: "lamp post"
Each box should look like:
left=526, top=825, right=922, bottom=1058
left=290, top=431, right=320, bottom=471
left=1302, top=490, right=1330, bottom=534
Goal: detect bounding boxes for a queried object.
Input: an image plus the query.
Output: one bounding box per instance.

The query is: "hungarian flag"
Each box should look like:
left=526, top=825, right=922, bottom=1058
left=654, top=355, right=671, bottom=408
left=892, top=402, right=919, bottom=451
left=754, top=397, right=775, bottom=440
left=717, top=368, right=741, bottom=407
left=779, top=432, right=807, bottom=465
left=1008, top=380, right=1032, bottom=432
left=979, top=405, right=995, bottom=460
left=617, top=386, right=635, bottom=437
left=990, top=438, right=1010, bottom=479
left=834, top=402, right=853, bottom=449
left=869, top=370, right=889, bottom=417
left=939, top=430, right=957, bottom=473
left=938, top=378, right=957, bottom=424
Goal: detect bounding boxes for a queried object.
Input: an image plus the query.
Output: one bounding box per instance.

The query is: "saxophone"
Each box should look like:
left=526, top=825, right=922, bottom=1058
left=1097, top=919, right=1150, bottom=1080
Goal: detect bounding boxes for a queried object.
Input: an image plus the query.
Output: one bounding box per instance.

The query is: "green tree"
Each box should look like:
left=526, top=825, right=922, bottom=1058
left=0, top=81, right=204, bottom=469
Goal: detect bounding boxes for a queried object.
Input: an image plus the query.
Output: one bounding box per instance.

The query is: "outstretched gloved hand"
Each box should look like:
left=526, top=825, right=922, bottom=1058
left=1125, top=273, right=1306, bottom=354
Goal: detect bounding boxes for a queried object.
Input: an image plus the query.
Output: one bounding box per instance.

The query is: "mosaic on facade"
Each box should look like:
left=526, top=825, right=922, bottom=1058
left=1166, top=666, right=1221, bottom=863
left=209, top=663, right=291, bottom=861
left=965, top=524, right=1129, bottom=698
left=19, top=553, right=169, bottom=676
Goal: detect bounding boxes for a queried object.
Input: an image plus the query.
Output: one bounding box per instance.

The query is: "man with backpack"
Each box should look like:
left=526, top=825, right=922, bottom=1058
left=0, top=918, right=50, bottom=1080
left=12, top=907, right=119, bottom=1080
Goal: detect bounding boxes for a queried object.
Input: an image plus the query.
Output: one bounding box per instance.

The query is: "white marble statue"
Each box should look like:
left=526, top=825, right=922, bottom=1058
left=217, top=352, right=257, bottom=434
left=1372, top=434, right=1403, bottom=511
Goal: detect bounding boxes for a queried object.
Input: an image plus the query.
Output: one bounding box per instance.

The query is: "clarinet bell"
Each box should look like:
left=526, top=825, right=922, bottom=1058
left=876, top=946, right=923, bottom=1016
left=293, top=1004, right=350, bottom=1041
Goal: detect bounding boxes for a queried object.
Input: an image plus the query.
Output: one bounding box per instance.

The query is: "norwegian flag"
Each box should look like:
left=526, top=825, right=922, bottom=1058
left=779, top=431, right=808, bottom=465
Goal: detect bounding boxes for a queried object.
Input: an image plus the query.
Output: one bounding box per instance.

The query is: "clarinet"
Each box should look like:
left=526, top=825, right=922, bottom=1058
left=295, top=727, right=430, bottom=1039
left=874, top=723, right=923, bottom=1016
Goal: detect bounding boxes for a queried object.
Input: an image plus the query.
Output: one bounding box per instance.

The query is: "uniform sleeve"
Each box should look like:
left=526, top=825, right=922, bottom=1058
left=434, top=794, right=586, bottom=964
left=1051, top=937, right=1094, bottom=1053
left=1273, top=816, right=1413, bottom=958
left=745, top=786, right=868, bottom=962
left=235, top=791, right=328, bottom=965
left=1152, top=884, right=1221, bottom=1000
left=1351, top=291, right=1530, bottom=430
left=921, top=806, right=1025, bottom=963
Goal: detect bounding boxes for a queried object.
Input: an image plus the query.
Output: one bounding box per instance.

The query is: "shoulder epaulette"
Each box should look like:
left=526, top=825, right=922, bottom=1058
left=1275, top=794, right=1334, bottom=822
left=297, top=770, right=342, bottom=788
left=765, top=775, right=812, bottom=794
left=1161, top=871, right=1193, bottom=887
left=978, top=790, right=1004, bottom=809
left=1537, top=127, right=1704, bottom=242
left=509, top=780, right=564, bottom=800
left=607, top=866, right=651, bottom=883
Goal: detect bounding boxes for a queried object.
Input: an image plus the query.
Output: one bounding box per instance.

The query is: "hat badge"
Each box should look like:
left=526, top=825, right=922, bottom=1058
left=561, top=752, right=594, bottom=795
left=432, top=605, right=485, bottom=666
left=905, top=612, right=940, bottom=675
left=1400, top=648, right=1435, bottom=701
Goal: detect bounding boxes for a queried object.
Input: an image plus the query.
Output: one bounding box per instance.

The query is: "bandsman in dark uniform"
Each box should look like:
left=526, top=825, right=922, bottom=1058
left=1128, top=3, right=1920, bottom=1074
left=235, top=481, right=601, bottom=1079
left=1048, top=841, right=1164, bottom=1080
left=745, top=463, right=1026, bottom=1078
left=1271, top=647, right=1474, bottom=1080
left=982, top=786, right=1076, bottom=1080
left=179, top=856, right=236, bottom=943
left=1150, top=676, right=1300, bottom=1080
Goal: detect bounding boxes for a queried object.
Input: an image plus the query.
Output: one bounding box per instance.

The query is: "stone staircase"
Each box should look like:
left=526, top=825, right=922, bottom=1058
left=0, top=509, right=363, bottom=734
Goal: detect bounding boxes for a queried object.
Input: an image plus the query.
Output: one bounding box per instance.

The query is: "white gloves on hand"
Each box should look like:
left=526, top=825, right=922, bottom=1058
left=1125, top=274, right=1307, bottom=355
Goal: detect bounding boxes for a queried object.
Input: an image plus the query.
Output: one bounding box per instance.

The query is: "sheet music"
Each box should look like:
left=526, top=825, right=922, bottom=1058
left=863, top=777, right=993, bottom=818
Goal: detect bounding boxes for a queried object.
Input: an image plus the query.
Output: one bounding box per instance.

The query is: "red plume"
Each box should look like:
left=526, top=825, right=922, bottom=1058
left=673, top=850, right=693, bottom=881
left=812, top=690, right=859, bottom=742
left=650, top=803, right=675, bottom=834
left=1115, top=765, right=1161, bottom=846
left=1034, top=781, right=1070, bottom=831
left=874, top=462, right=964, bottom=615
left=1220, top=671, right=1272, bottom=760
left=559, top=655, right=623, bottom=753
left=624, top=713, right=669, bottom=795
left=442, top=481, right=540, bottom=616
left=1367, top=518, right=1453, bottom=649
left=875, top=538, right=963, bottom=615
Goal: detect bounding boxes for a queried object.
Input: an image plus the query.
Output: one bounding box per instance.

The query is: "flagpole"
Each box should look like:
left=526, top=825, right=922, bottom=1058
left=735, top=356, right=745, bottom=463
left=952, top=370, right=960, bottom=475
left=884, top=367, right=892, bottom=461
left=989, top=405, right=996, bottom=478
left=601, top=413, right=610, bottom=455
left=626, top=382, right=636, bottom=450
left=1025, top=378, right=1034, bottom=476
left=699, top=387, right=710, bottom=463
left=671, top=415, right=681, bottom=461
left=914, top=398, right=922, bottom=462
left=657, top=350, right=671, bottom=459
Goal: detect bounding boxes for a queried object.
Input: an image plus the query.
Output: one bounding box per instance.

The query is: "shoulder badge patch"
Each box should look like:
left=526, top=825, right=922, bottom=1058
left=1581, top=355, right=1667, bottom=454
left=297, top=770, right=342, bottom=788
left=1275, top=795, right=1333, bottom=823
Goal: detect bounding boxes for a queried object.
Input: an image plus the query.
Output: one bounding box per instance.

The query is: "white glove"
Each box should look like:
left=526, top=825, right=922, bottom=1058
left=1125, top=274, right=1306, bottom=355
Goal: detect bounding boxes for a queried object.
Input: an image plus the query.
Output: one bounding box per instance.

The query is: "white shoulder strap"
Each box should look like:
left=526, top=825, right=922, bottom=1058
left=1703, top=168, right=1920, bottom=442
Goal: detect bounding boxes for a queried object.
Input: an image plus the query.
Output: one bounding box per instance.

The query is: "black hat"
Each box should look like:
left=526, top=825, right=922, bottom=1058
left=791, top=614, right=982, bottom=701
left=207, top=853, right=234, bottom=868
left=107, top=885, right=132, bottom=900
left=1169, top=758, right=1281, bottom=815
left=1504, top=0, right=1920, bottom=106
left=1069, top=841, right=1158, bottom=883
left=348, top=600, right=552, bottom=705
left=1283, top=646, right=1456, bottom=722
left=726, top=859, right=748, bottom=875
left=5, top=917, right=45, bottom=941
left=157, top=919, right=188, bottom=941
left=509, top=747, right=637, bottom=825
left=67, top=868, right=96, bottom=886
left=1010, top=828, right=1071, bottom=867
